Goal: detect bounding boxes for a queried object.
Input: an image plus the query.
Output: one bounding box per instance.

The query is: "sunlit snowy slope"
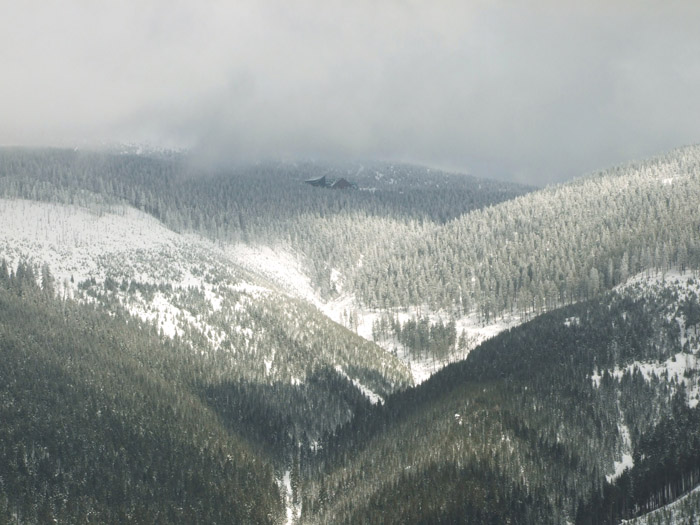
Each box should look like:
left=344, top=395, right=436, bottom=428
left=0, top=198, right=412, bottom=419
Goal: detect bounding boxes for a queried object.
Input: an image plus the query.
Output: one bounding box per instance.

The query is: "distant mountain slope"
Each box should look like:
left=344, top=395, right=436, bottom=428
left=3, top=145, right=699, bottom=382
left=303, top=271, right=700, bottom=524
left=0, top=148, right=532, bottom=293
left=0, top=147, right=536, bottom=381
left=294, top=146, right=700, bottom=384
left=355, top=145, right=700, bottom=316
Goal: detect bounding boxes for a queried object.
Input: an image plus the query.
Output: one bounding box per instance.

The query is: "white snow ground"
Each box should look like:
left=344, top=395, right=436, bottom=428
left=276, top=470, right=301, bottom=525
left=607, top=422, right=634, bottom=483
left=227, top=243, right=318, bottom=305
left=0, top=198, right=235, bottom=347
left=0, top=198, right=182, bottom=288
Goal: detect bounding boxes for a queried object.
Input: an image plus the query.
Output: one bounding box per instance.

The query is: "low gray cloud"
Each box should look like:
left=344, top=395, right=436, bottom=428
left=2, top=1, right=700, bottom=184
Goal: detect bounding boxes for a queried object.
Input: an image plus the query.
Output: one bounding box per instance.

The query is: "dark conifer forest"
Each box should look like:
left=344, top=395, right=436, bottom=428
left=0, top=264, right=281, bottom=523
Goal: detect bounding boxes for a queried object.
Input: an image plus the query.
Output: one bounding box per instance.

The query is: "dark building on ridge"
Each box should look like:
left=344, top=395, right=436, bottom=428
left=304, top=176, right=328, bottom=188
left=304, top=175, right=357, bottom=190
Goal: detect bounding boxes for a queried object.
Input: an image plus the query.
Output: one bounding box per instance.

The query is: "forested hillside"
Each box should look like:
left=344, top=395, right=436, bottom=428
left=2, top=146, right=700, bottom=523
left=0, top=265, right=282, bottom=524
left=3, top=145, right=698, bottom=363
left=301, top=273, right=700, bottom=524
left=0, top=148, right=530, bottom=299
left=354, top=146, right=700, bottom=317
left=0, top=197, right=412, bottom=465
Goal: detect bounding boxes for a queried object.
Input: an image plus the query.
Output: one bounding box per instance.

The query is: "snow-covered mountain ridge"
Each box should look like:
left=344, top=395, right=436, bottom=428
left=0, top=197, right=412, bottom=403
left=0, top=194, right=515, bottom=390
left=7, top=194, right=699, bottom=394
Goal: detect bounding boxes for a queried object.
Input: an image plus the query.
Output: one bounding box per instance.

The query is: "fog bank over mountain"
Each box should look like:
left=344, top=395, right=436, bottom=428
left=2, top=1, right=700, bottom=184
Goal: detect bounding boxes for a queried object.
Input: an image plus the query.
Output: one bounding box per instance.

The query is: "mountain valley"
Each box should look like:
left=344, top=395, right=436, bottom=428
left=1, top=146, right=700, bottom=523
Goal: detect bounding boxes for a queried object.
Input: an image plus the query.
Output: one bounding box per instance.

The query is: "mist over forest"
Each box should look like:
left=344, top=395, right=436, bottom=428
left=2, top=2, right=700, bottom=524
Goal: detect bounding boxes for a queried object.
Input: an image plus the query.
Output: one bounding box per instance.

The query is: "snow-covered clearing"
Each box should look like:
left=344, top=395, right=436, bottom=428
left=0, top=198, right=182, bottom=287
left=619, top=269, right=700, bottom=296
left=0, top=198, right=231, bottom=292
left=227, top=243, right=317, bottom=304
left=0, top=199, right=238, bottom=351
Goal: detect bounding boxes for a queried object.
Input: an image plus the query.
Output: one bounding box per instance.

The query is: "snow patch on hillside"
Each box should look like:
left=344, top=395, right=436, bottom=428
left=124, top=290, right=227, bottom=350
left=227, top=243, right=317, bottom=304
left=455, top=311, right=524, bottom=350
left=334, top=365, right=384, bottom=405
left=617, top=269, right=700, bottom=299
left=0, top=198, right=234, bottom=351
left=592, top=352, right=700, bottom=408
left=0, top=198, right=182, bottom=287
left=129, top=292, right=182, bottom=338
left=277, top=470, right=301, bottom=525
left=607, top=423, right=634, bottom=483
left=330, top=268, right=342, bottom=292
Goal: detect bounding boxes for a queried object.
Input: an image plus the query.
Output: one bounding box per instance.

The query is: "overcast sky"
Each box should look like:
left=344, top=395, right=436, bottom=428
left=2, top=1, right=700, bottom=184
